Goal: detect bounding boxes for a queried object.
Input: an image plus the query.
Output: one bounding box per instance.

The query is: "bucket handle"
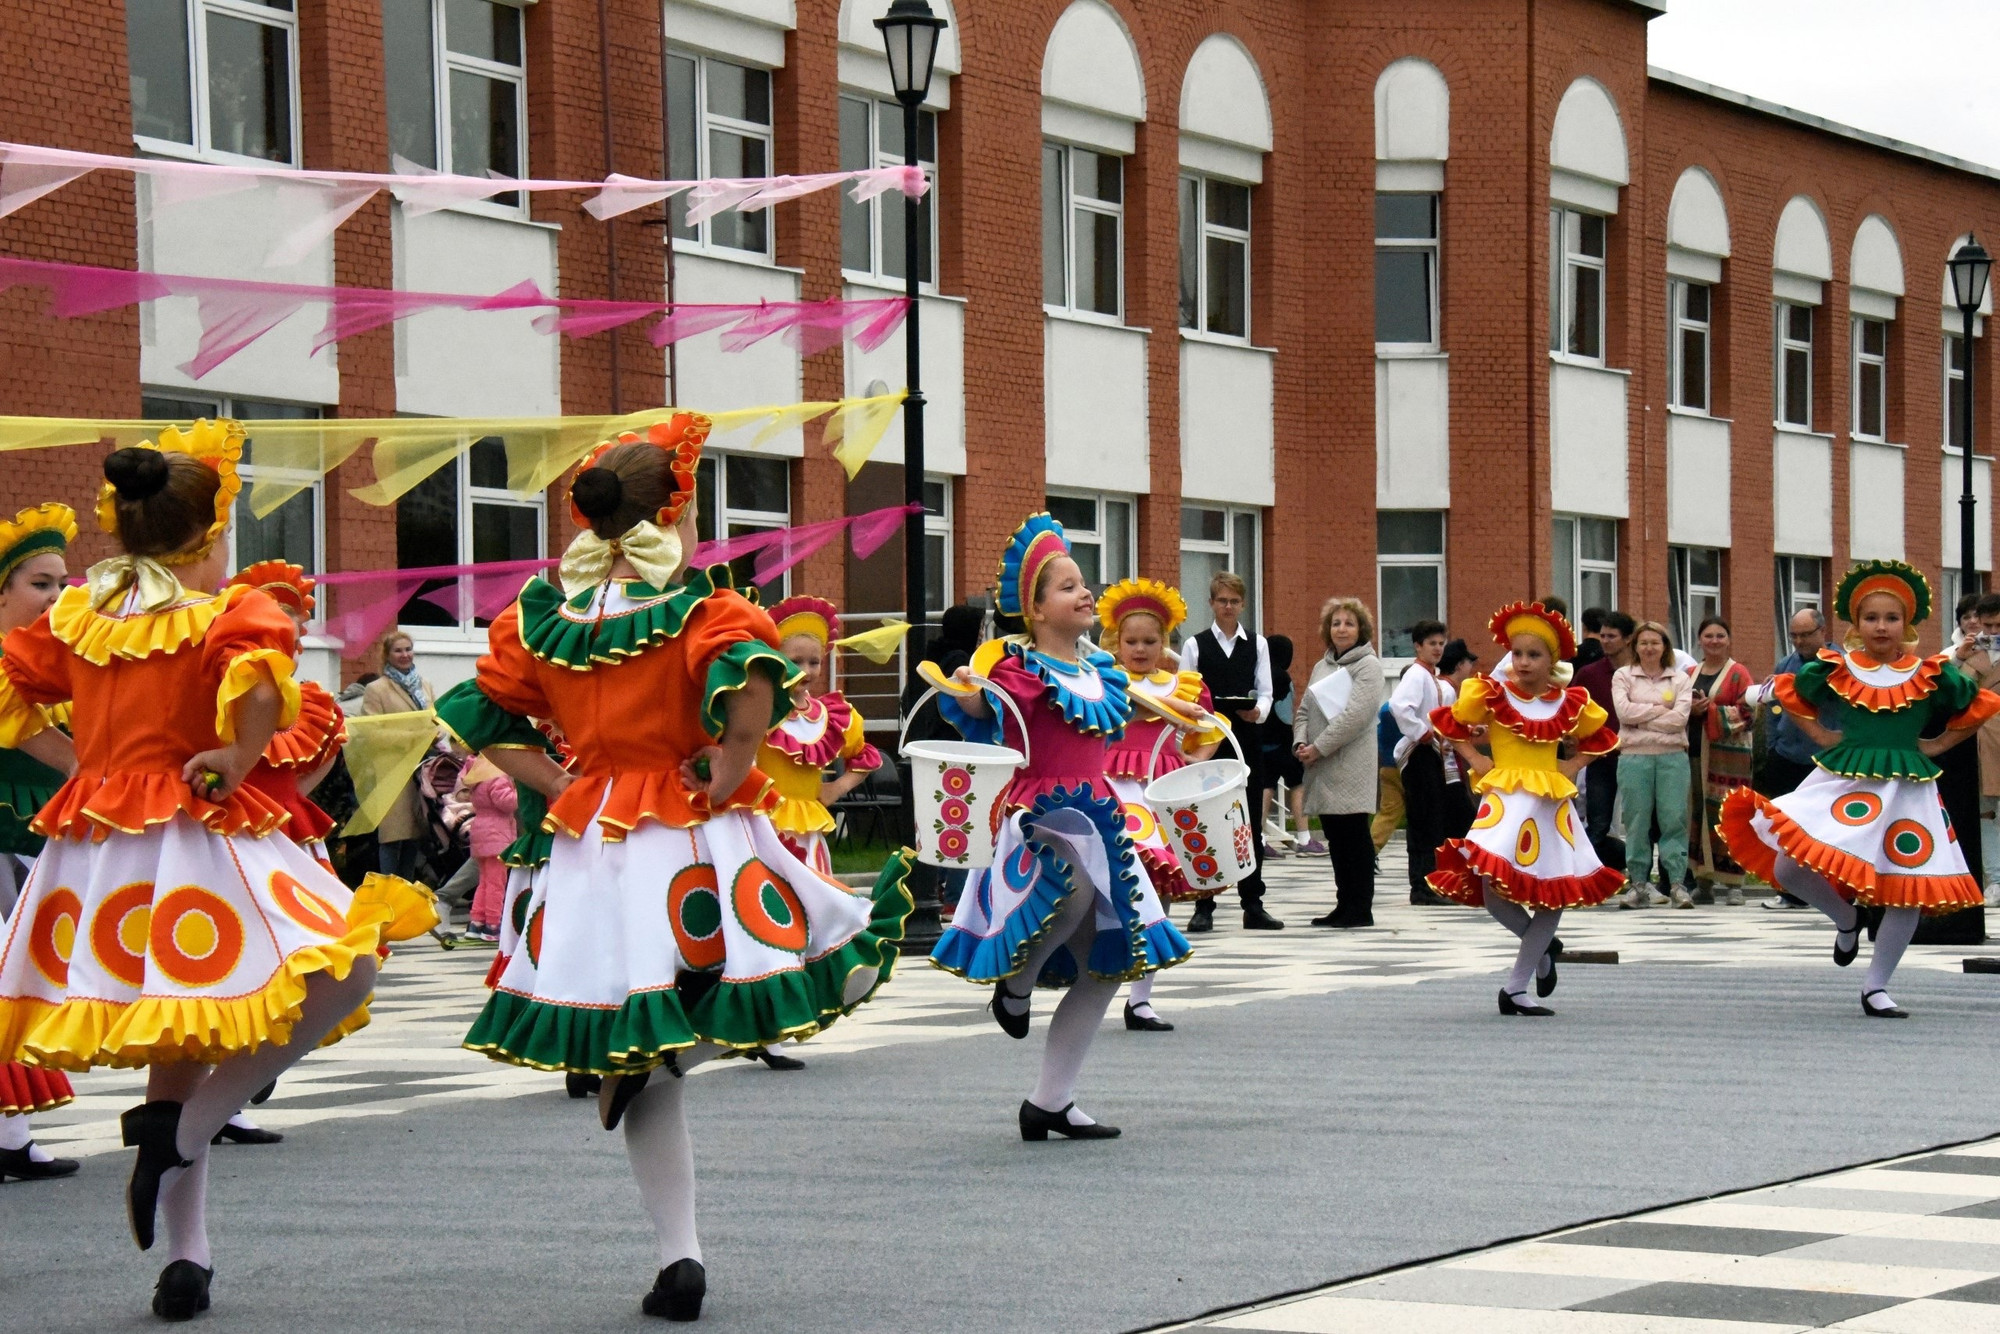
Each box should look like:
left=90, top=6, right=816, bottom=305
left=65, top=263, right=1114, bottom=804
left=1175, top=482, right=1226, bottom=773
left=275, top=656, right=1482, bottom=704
left=899, top=672, right=1034, bottom=767
left=1144, top=704, right=1248, bottom=782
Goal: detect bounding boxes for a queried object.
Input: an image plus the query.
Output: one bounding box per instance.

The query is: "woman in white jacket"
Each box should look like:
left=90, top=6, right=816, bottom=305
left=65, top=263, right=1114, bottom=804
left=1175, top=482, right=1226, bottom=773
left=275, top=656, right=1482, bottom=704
left=1610, top=622, right=1694, bottom=907
left=1293, top=598, right=1385, bottom=926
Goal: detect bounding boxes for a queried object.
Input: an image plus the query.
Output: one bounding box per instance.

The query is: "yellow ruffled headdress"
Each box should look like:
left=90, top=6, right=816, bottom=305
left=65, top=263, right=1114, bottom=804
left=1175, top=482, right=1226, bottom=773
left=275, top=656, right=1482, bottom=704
left=95, top=418, right=243, bottom=566
left=0, top=502, right=77, bottom=587
left=1096, top=577, right=1188, bottom=637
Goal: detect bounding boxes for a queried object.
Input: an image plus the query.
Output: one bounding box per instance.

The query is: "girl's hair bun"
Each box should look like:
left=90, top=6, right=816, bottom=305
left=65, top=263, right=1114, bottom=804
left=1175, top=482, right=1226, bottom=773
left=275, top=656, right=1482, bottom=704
left=104, top=447, right=170, bottom=501
left=571, top=467, right=624, bottom=522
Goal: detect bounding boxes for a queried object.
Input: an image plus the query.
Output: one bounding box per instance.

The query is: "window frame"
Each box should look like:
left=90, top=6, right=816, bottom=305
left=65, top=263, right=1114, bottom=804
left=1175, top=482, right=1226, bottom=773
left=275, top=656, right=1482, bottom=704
left=131, top=0, right=304, bottom=168
left=921, top=474, right=952, bottom=623
left=385, top=0, right=528, bottom=213
left=1042, top=141, right=1125, bottom=323
left=1852, top=315, right=1888, bottom=442
left=1374, top=192, right=1440, bottom=353
left=837, top=93, right=939, bottom=290
left=1551, top=513, right=1618, bottom=615
left=1669, top=279, right=1712, bottom=413
left=1178, top=502, right=1262, bottom=636
left=1946, top=333, right=1970, bottom=451
left=1669, top=544, right=1723, bottom=653
left=1043, top=489, right=1134, bottom=595
left=393, top=436, right=548, bottom=635
left=1375, top=510, right=1446, bottom=659
left=1549, top=207, right=1607, bottom=364
left=667, top=50, right=776, bottom=261
left=1773, top=554, right=1824, bottom=647
left=696, top=449, right=793, bottom=600
left=1776, top=301, right=1815, bottom=430
left=1179, top=172, right=1252, bottom=341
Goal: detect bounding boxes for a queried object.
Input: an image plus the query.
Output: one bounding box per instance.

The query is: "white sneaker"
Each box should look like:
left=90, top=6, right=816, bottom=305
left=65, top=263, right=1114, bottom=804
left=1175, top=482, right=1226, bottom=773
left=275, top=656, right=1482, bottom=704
left=1725, top=887, right=1746, bottom=907
left=1641, top=887, right=1671, bottom=907
left=1670, top=888, right=1695, bottom=909
left=1611, top=888, right=1640, bottom=909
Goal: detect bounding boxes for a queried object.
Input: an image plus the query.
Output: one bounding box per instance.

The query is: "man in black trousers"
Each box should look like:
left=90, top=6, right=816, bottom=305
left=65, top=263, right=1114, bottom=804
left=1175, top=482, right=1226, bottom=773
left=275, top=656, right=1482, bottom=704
left=1183, top=572, right=1286, bottom=932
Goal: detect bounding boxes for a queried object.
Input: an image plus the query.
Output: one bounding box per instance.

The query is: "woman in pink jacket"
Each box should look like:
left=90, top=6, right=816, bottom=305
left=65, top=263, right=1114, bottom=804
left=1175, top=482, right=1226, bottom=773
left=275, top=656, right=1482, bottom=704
left=460, top=756, right=518, bottom=942
left=1610, top=622, right=1694, bottom=908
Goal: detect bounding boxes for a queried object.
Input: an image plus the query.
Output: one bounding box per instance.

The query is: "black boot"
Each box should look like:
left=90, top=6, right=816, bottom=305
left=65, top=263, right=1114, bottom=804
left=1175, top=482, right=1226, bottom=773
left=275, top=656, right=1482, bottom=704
left=642, top=1257, right=706, bottom=1320
left=121, top=1102, right=192, bottom=1251
left=151, top=1259, right=213, bottom=1320
left=565, top=1072, right=603, bottom=1099
left=599, top=1069, right=653, bottom=1132
left=1242, top=905, right=1286, bottom=930
left=1186, top=900, right=1215, bottom=933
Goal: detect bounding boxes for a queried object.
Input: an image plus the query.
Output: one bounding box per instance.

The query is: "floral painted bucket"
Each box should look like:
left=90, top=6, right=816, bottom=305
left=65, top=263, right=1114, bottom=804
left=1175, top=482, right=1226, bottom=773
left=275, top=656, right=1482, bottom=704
left=900, top=678, right=1030, bottom=869
left=1141, top=718, right=1253, bottom=892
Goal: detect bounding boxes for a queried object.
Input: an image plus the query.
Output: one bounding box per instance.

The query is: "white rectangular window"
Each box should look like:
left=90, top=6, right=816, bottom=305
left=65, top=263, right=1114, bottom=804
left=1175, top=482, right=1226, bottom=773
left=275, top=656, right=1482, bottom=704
left=127, top=0, right=299, bottom=165
left=839, top=95, right=937, bottom=286
left=1043, top=142, right=1122, bottom=318
left=383, top=0, right=526, bottom=205
left=1377, top=511, right=1445, bottom=658
left=1375, top=193, right=1438, bottom=349
left=1777, top=302, right=1814, bottom=429
left=1669, top=545, right=1723, bottom=653
left=142, top=390, right=324, bottom=580
left=667, top=52, right=773, bottom=257
left=1044, top=492, right=1132, bottom=594
left=695, top=451, right=791, bottom=600
left=1853, top=316, right=1888, bottom=441
left=1179, top=175, right=1250, bottom=338
left=396, top=434, right=546, bottom=630
left=1670, top=280, right=1711, bottom=412
left=1946, top=333, right=1970, bottom=449
left=1549, top=208, right=1606, bottom=362
left=1552, top=514, right=1617, bottom=616
left=1774, top=554, right=1824, bottom=646
left=922, top=476, right=951, bottom=621
left=1180, top=503, right=1261, bottom=634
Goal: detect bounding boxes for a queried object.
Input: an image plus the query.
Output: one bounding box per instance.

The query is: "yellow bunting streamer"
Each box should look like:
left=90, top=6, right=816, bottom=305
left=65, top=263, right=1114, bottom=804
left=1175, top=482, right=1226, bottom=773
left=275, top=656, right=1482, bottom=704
left=340, top=708, right=442, bottom=837
left=833, top=619, right=912, bottom=664
left=827, top=390, right=909, bottom=479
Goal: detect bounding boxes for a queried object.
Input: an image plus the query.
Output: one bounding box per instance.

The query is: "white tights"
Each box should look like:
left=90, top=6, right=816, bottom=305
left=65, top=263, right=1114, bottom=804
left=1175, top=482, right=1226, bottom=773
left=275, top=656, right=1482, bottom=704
left=1126, top=974, right=1156, bottom=1016
left=1775, top=855, right=1922, bottom=1003
left=621, top=1043, right=722, bottom=1269
left=147, top=957, right=378, bottom=1268
left=1000, top=877, right=1120, bottom=1126
left=1482, top=884, right=1562, bottom=998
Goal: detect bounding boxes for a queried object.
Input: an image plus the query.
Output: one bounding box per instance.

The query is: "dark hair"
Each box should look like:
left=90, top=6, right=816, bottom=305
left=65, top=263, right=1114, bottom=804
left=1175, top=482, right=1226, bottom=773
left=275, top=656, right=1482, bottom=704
left=1959, top=592, right=1984, bottom=621
left=1602, top=610, right=1637, bottom=637
left=1538, top=593, right=1569, bottom=618
left=1438, top=638, right=1477, bottom=675
left=1580, top=607, right=1605, bottom=633
left=1697, top=616, right=1731, bottom=639
left=570, top=442, right=675, bottom=539
left=1975, top=594, right=2000, bottom=618
left=1408, top=619, right=1448, bottom=645
left=103, top=447, right=220, bottom=558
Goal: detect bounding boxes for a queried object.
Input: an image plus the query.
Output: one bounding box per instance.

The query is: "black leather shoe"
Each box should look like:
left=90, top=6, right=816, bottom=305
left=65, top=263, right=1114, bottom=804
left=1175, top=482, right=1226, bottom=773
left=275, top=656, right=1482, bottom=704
left=0, top=1145, right=79, bottom=1181
left=151, top=1259, right=213, bottom=1321
left=1019, top=1099, right=1120, bottom=1141
left=641, top=1257, right=706, bottom=1321
left=1185, top=901, right=1215, bottom=933
left=1834, top=910, right=1862, bottom=967
left=121, top=1101, right=192, bottom=1251
left=1123, top=1003, right=1173, bottom=1032
left=1862, top=990, right=1909, bottom=1019
left=249, top=1079, right=276, bottom=1106
left=753, top=1048, right=806, bottom=1071
left=599, top=1070, right=652, bottom=1131
left=1409, top=887, right=1449, bottom=906
left=990, top=981, right=1031, bottom=1039
left=1498, top=989, right=1554, bottom=1017
left=566, top=1072, right=603, bottom=1099
left=211, top=1121, right=283, bottom=1146
left=1242, top=906, right=1285, bottom=930
left=1537, top=937, right=1563, bottom=998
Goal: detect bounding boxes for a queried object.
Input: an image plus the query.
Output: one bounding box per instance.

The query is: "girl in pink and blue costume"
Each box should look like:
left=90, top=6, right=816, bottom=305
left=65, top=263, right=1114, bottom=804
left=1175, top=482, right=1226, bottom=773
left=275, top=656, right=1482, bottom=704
left=930, top=515, right=1191, bottom=1141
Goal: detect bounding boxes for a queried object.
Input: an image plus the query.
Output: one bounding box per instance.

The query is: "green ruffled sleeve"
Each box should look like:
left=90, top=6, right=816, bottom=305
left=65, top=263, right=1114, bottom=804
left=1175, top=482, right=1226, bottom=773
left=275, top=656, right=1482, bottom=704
left=1791, top=658, right=1835, bottom=708
left=700, top=641, right=798, bottom=739
left=436, top=678, right=548, bottom=753
left=502, top=782, right=553, bottom=868
left=1935, top=660, right=1982, bottom=715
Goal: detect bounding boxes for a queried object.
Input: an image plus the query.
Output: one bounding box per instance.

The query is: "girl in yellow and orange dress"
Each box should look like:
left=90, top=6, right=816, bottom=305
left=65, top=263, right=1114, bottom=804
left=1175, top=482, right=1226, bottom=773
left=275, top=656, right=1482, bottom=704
left=0, top=423, right=433, bottom=1320
left=0, top=503, right=79, bottom=1182
left=1096, top=577, right=1223, bottom=1032
left=1430, top=602, right=1622, bottom=1016
left=757, top=594, right=883, bottom=879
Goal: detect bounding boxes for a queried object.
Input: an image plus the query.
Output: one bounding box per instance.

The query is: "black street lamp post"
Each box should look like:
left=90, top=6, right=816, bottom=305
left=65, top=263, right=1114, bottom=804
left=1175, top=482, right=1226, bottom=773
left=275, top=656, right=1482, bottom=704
left=877, top=0, right=947, bottom=952
left=1950, top=237, right=1992, bottom=593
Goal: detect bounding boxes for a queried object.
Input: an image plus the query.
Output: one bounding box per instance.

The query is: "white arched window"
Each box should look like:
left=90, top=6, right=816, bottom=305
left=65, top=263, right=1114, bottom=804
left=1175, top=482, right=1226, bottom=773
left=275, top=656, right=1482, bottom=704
left=837, top=0, right=959, bottom=287
left=1848, top=216, right=1903, bottom=442
left=1772, top=196, right=1831, bottom=431
left=1041, top=0, right=1144, bottom=319
left=1177, top=35, right=1269, bottom=338
left=1548, top=78, right=1627, bottom=364
left=1374, top=58, right=1447, bottom=351
left=1666, top=168, right=1729, bottom=413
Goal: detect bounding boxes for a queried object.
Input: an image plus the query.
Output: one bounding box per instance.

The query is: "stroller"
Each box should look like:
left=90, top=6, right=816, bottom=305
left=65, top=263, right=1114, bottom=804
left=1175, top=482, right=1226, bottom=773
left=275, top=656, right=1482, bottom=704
left=414, top=750, right=475, bottom=946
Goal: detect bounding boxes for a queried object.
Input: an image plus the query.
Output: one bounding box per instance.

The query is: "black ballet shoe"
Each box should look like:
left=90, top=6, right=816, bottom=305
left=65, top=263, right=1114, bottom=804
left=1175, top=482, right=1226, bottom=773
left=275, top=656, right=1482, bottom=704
left=249, top=1079, right=276, bottom=1107
left=1018, top=1100, right=1120, bottom=1141
left=565, top=1072, right=603, bottom=1099
left=1185, top=901, right=1215, bottom=933
left=1862, top=990, right=1909, bottom=1019
left=1497, top=989, right=1554, bottom=1017
left=1834, top=911, right=1862, bottom=968
left=1123, top=1003, right=1174, bottom=1032
left=641, top=1257, right=706, bottom=1321
left=753, top=1048, right=806, bottom=1071
left=122, top=1102, right=192, bottom=1251
left=151, top=1259, right=213, bottom=1321
left=210, top=1122, right=283, bottom=1146
left=599, top=1070, right=652, bottom=1132
left=1537, top=937, right=1563, bottom=999
left=990, top=981, right=1031, bottom=1039
left=0, top=1145, right=79, bottom=1181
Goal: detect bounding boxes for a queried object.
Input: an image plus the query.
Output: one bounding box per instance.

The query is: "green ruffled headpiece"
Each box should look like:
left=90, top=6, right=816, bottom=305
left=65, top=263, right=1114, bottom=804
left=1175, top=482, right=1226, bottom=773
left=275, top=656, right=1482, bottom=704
left=1833, top=559, right=1932, bottom=627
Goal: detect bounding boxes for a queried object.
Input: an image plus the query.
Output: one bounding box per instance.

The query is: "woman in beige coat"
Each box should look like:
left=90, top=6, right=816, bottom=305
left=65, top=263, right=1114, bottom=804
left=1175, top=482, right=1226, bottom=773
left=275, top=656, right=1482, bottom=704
left=361, top=629, right=437, bottom=879
left=1293, top=597, right=1384, bottom=927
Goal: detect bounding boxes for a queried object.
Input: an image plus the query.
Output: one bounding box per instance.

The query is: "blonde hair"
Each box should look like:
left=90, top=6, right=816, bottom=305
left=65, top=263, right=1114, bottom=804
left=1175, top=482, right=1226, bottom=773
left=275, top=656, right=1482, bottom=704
left=1098, top=609, right=1164, bottom=655
left=1209, top=571, right=1247, bottom=600
left=375, top=628, right=415, bottom=669
left=1631, top=620, right=1675, bottom=665
left=1319, top=597, right=1374, bottom=650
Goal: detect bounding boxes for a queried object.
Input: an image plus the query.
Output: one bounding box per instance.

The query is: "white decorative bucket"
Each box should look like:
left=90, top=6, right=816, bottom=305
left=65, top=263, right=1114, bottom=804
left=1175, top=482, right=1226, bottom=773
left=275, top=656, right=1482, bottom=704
left=901, top=678, right=1031, bottom=869
left=1141, top=718, right=1254, bottom=892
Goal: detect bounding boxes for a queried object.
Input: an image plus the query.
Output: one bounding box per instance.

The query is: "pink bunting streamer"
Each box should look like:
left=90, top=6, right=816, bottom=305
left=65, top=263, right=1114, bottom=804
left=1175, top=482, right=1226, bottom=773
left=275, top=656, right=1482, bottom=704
left=0, top=257, right=908, bottom=379
left=312, top=504, right=923, bottom=657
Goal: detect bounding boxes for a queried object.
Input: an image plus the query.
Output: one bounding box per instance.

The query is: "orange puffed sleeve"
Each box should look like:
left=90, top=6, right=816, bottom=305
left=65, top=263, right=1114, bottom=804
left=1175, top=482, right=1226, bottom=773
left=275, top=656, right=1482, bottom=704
left=202, top=586, right=303, bottom=740
left=680, top=591, right=800, bottom=737
left=0, top=616, right=68, bottom=747
left=473, top=603, right=556, bottom=723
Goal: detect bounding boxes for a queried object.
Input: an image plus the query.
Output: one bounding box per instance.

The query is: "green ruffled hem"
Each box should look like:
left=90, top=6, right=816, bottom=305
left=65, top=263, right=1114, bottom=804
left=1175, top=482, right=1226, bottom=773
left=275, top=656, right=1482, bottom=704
left=701, top=640, right=801, bottom=739
left=436, top=678, right=549, bottom=754
left=517, top=570, right=726, bottom=669
left=464, top=850, right=914, bottom=1073
left=1813, top=746, right=1941, bottom=783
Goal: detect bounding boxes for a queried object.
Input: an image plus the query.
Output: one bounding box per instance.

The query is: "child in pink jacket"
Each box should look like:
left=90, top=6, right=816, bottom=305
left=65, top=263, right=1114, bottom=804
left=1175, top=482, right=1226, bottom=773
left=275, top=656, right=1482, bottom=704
left=461, top=757, right=518, bottom=942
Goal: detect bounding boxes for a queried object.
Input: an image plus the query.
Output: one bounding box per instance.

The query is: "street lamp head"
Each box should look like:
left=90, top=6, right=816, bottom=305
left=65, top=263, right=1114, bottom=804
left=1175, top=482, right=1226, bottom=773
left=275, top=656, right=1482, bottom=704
left=875, top=0, right=948, bottom=106
left=1950, top=236, right=1992, bottom=314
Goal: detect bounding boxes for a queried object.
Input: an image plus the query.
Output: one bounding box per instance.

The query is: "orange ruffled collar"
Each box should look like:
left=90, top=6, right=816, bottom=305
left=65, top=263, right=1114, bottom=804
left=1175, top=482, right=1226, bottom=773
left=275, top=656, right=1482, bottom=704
left=1818, top=647, right=1943, bottom=713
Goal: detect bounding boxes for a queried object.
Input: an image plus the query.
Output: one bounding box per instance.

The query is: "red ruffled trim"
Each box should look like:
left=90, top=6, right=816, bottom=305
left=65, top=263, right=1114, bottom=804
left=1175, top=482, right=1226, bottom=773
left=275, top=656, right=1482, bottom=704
left=1484, top=684, right=1588, bottom=742
left=242, top=775, right=336, bottom=843
left=1105, top=726, right=1191, bottom=780
left=1820, top=649, right=1944, bottom=713
left=761, top=695, right=853, bottom=768
left=1946, top=687, right=2000, bottom=732
left=1001, top=775, right=1117, bottom=814
left=263, top=681, right=345, bottom=771
left=1430, top=703, right=1478, bottom=743
left=34, top=771, right=294, bottom=841
left=546, top=767, right=780, bottom=842
left=1425, top=838, right=1625, bottom=910
left=0, top=1060, right=72, bottom=1115
left=1716, top=787, right=1982, bottom=914
left=848, top=742, right=883, bottom=773
left=1139, top=844, right=1217, bottom=902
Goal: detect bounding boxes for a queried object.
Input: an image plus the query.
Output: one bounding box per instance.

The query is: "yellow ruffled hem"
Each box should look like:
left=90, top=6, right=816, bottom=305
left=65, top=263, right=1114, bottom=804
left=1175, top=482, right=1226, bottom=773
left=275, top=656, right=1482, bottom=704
left=216, top=647, right=303, bottom=741
left=770, top=795, right=836, bottom=837
left=1474, top=766, right=1578, bottom=800
left=0, top=672, right=49, bottom=749
left=354, top=871, right=441, bottom=943
left=47, top=583, right=239, bottom=665
left=16, top=881, right=414, bottom=1072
